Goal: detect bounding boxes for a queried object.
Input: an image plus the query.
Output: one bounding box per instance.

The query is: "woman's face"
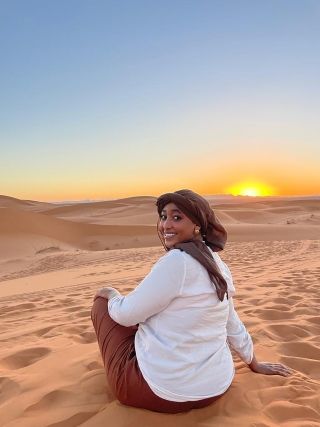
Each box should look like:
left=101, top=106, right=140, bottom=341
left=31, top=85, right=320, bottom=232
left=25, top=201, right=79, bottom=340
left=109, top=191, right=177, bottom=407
left=158, top=202, right=198, bottom=248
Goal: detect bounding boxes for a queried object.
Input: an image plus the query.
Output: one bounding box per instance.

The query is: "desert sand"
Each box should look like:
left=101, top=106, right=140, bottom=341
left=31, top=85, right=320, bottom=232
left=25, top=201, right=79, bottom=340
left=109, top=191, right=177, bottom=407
left=0, top=194, right=319, bottom=426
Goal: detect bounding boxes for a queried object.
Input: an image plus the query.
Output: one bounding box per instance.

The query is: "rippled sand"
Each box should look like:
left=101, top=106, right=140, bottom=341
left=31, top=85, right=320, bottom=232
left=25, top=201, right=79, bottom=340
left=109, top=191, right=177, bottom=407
left=0, top=195, right=319, bottom=426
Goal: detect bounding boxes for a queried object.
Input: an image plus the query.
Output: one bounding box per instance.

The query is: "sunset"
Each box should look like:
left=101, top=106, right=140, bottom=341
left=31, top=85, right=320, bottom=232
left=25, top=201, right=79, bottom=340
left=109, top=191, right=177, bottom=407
left=1, top=2, right=320, bottom=201
left=226, top=181, right=276, bottom=197
left=1, top=2, right=319, bottom=426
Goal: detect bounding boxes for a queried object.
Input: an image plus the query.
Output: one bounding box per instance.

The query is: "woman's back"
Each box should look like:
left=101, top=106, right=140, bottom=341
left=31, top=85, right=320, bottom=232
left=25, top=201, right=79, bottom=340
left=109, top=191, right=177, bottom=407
left=110, top=248, right=237, bottom=401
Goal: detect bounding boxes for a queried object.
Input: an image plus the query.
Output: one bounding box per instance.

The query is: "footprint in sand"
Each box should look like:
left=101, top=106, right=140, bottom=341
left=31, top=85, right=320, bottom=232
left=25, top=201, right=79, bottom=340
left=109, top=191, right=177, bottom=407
left=293, top=307, right=319, bottom=316
left=306, top=316, right=320, bottom=326
left=1, top=347, right=51, bottom=369
left=74, top=309, right=91, bottom=319
left=59, top=298, right=74, bottom=304
left=293, top=301, right=309, bottom=308
left=64, top=305, right=84, bottom=313
left=255, top=384, right=299, bottom=405
left=267, top=324, right=310, bottom=341
left=62, top=324, right=88, bottom=334
left=275, top=297, right=291, bottom=306
left=279, top=341, right=320, bottom=380
left=264, top=281, right=280, bottom=288
left=79, top=370, right=110, bottom=397
left=263, top=400, right=320, bottom=424
left=254, top=308, right=295, bottom=320
left=26, top=389, right=74, bottom=412
left=86, top=360, right=103, bottom=371
left=43, top=298, right=56, bottom=303
left=0, top=376, right=20, bottom=403
left=72, top=331, right=96, bottom=344
left=45, top=412, right=95, bottom=427
left=0, top=302, right=36, bottom=316
left=35, top=325, right=62, bottom=338
left=280, top=355, right=320, bottom=379
left=280, top=341, right=320, bottom=360
left=247, top=298, right=261, bottom=305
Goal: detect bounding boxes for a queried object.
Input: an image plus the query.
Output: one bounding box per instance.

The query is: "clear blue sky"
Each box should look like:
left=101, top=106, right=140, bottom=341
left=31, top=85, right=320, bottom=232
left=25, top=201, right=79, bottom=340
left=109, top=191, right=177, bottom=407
left=1, top=0, right=319, bottom=200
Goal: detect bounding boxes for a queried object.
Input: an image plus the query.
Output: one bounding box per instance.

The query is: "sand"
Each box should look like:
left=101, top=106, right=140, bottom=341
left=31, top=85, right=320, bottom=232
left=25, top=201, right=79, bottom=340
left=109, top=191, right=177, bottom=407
left=0, top=194, right=319, bottom=426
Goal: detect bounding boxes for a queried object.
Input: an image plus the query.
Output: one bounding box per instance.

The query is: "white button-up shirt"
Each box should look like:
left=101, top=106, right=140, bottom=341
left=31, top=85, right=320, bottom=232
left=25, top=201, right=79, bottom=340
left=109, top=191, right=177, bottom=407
left=108, top=247, right=253, bottom=402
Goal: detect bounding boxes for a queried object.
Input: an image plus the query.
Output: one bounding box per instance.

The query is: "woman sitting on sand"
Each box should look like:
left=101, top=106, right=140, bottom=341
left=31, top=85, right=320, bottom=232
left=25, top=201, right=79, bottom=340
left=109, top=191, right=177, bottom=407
left=91, top=189, right=292, bottom=413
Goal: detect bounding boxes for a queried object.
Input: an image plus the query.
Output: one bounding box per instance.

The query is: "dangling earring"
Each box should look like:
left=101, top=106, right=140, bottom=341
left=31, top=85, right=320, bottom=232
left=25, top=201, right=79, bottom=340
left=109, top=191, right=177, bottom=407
left=194, top=226, right=200, bottom=235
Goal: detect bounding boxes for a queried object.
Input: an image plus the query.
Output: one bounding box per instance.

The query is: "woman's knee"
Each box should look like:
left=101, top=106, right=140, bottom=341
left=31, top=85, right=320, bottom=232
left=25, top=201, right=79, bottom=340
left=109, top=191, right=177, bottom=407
left=91, top=297, right=109, bottom=325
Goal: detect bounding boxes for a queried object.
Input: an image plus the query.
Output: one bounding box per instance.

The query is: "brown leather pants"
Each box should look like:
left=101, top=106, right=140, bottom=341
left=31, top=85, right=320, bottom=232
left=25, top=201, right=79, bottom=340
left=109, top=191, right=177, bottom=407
left=91, top=297, right=223, bottom=413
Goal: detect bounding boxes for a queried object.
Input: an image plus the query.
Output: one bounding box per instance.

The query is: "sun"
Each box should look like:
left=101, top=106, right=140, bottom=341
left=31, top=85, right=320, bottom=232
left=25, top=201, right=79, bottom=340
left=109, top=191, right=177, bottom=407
left=225, top=181, right=275, bottom=197
left=240, top=187, right=259, bottom=196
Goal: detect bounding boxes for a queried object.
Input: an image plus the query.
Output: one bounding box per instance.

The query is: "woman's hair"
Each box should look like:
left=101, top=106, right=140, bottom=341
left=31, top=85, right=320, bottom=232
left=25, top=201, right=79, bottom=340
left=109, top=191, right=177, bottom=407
left=156, top=189, right=228, bottom=302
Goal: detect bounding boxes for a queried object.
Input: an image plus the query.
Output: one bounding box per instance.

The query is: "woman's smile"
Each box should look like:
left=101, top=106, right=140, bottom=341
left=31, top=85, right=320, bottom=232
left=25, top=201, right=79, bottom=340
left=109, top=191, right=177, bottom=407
left=163, top=233, right=176, bottom=239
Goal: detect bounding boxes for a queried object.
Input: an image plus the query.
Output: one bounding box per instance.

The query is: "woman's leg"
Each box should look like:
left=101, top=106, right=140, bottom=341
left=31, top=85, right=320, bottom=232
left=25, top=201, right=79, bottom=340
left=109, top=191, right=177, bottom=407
left=121, top=356, right=224, bottom=413
left=91, top=296, right=138, bottom=396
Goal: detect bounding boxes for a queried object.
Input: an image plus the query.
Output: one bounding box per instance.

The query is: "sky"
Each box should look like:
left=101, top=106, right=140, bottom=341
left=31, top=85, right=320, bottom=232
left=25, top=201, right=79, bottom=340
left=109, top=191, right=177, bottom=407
left=1, top=0, right=320, bottom=201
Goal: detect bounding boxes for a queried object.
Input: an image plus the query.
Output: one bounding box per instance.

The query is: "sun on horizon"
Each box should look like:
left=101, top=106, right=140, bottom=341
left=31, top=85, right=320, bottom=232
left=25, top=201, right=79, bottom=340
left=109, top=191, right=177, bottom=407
left=225, top=181, right=275, bottom=197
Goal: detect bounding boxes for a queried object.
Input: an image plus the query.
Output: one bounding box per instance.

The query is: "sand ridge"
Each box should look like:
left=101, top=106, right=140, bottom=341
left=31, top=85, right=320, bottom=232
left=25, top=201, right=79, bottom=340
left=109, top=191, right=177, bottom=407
left=0, top=195, right=319, bottom=261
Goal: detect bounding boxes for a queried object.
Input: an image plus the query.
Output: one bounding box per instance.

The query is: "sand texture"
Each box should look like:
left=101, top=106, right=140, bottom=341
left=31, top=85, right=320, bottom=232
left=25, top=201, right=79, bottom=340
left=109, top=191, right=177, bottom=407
left=0, top=195, right=320, bottom=426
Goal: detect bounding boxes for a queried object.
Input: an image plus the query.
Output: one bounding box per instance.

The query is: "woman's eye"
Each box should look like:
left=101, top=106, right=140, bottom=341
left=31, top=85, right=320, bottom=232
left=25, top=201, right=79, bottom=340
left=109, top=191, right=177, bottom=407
left=159, top=214, right=181, bottom=221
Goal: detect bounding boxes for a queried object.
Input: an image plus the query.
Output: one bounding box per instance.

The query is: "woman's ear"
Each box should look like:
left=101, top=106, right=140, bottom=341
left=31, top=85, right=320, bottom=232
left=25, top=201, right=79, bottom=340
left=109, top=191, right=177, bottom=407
left=194, top=226, right=201, bottom=235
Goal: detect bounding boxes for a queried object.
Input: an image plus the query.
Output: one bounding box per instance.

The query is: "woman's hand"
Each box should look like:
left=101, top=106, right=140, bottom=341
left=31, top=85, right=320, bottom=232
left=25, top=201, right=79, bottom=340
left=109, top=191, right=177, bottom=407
left=249, top=354, right=293, bottom=377
left=94, top=287, right=121, bottom=301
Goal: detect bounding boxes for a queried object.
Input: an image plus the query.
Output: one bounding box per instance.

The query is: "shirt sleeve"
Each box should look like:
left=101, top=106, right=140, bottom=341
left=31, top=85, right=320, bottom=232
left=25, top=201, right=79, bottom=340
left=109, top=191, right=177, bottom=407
left=226, top=297, right=253, bottom=364
left=108, top=249, right=186, bottom=327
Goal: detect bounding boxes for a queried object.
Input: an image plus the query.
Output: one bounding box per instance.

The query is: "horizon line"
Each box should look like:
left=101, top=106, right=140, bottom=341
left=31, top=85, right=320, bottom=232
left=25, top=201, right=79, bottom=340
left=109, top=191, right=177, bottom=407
left=1, top=193, right=320, bottom=204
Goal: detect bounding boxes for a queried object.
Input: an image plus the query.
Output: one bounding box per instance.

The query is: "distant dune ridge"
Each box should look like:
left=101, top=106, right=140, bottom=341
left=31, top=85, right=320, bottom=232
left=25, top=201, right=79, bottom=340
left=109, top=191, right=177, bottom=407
left=0, top=194, right=319, bottom=426
left=0, top=194, right=319, bottom=260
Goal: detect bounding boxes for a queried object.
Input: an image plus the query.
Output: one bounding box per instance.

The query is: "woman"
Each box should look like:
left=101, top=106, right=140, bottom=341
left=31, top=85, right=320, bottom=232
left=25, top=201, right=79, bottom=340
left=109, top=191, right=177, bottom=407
left=91, top=189, right=292, bottom=413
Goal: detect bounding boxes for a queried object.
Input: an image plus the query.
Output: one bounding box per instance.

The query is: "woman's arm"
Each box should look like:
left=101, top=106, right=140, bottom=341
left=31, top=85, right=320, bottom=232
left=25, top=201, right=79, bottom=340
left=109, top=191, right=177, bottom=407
left=227, top=298, right=292, bottom=377
left=226, top=297, right=254, bottom=364
left=101, top=250, right=186, bottom=327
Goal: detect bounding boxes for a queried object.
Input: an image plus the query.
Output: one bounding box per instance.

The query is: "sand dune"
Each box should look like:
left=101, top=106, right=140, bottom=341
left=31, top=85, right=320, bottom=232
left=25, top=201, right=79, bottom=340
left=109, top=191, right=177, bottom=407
left=0, top=206, right=157, bottom=260
left=0, top=195, right=54, bottom=211
left=0, top=194, right=320, bottom=426
left=0, top=195, right=319, bottom=261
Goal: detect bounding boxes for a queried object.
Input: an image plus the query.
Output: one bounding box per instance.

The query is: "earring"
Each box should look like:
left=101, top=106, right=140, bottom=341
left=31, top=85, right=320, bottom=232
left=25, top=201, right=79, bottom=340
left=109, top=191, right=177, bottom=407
left=194, top=227, right=200, bottom=235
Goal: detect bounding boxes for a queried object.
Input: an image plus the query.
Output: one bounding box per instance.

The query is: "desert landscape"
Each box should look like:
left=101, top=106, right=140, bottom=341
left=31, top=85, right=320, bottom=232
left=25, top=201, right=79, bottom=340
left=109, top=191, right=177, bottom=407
left=0, top=194, right=319, bottom=427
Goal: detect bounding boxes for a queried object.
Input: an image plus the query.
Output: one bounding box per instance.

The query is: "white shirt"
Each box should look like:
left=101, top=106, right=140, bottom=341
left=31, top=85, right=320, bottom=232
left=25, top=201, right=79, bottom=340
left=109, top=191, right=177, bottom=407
left=108, top=247, right=253, bottom=402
